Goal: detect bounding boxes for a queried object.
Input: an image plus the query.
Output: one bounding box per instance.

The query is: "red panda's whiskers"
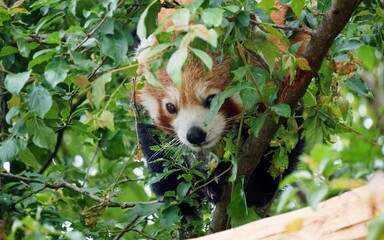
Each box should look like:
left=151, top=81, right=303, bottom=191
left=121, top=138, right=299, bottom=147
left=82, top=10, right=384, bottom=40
left=161, top=137, right=183, bottom=157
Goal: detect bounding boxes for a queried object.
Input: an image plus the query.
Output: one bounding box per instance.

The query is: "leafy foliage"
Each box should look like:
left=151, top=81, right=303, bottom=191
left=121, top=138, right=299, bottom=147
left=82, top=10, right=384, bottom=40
left=0, top=0, right=383, bottom=239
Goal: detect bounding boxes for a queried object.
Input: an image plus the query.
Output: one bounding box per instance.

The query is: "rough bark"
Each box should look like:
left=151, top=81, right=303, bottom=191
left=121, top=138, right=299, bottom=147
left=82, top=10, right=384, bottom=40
left=209, top=0, right=363, bottom=233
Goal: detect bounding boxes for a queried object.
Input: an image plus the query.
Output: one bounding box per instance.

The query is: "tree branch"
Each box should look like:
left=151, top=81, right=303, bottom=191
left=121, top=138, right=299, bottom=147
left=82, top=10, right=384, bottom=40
left=249, top=19, right=313, bottom=36
left=0, top=172, right=156, bottom=209
left=209, top=0, right=362, bottom=233
left=113, top=215, right=140, bottom=240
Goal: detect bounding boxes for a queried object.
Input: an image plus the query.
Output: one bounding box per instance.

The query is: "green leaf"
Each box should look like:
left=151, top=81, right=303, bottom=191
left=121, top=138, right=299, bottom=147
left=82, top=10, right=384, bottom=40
left=291, top=0, right=305, bottom=18
left=126, top=202, right=164, bottom=219
left=227, top=176, right=248, bottom=227
left=91, top=72, right=112, bottom=109
left=28, top=49, right=55, bottom=70
left=297, top=57, right=311, bottom=71
left=194, top=26, right=218, bottom=48
left=232, top=66, right=247, bottom=82
left=260, top=41, right=278, bottom=73
left=271, top=103, right=291, bottom=118
left=97, top=110, right=115, bottom=131
left=183, top=0, right=204, bottom=13
left=224, top=5, right=240, bottom=13
left=145, top=43, right=173, bottom=60
left=201, top=8, right=224, bottom=27
left=171, top=8, right=190, bottom=26
left=70, top=51, right=97, bottom=70
left=307, top=184, right=328, bottom=209
left=33, top=12, right=63, bottom=34
left=269, top=147, right=289, bottom=178
left=44, top=31, right=61, bottom=44
left=0, top=138, right=27, bottom=164
left=240, top=87, right=259, bottom=110
left=29, top=119, right=57, bottom=152
left=144, top=71, right=161, bottom=87
left=100, top=130, right=129, bottom=160
left=137, top=0, right=162, bottom=40
left=0, top=46, right=19, bottom=57
left=206, top=85, right=246, bottom=124
left=19, top=148, right=40, bottom=170
left=337, top=98, right=349, bottom=120
left=177, top=182, right=191, bottom=199
left=101, top=31, right=128, bottom=65
left=4, top=71, right=31, bottom=95
left=44, top=58, right=69, bottom=88
left=236, top=11, right=250, bottom=26
left=249, top=114, right=267, bottom=137
left=160, top=205, right=180, bottom=229
left=0, top=8, right=11, bottom=26
left=26, top=85, right=53, bottom=118
left=358, top=45, right=376, bottom=71
left=345, top=76, right=371, bottom=97
left=191, top=48, right=213, bottom=70
left=339, top=39, right=363, bottom=52
left=5, top=107, right=19, bottom=124
left=259, top=0, right=274, bottom=10
left=166, top=48, right=188, bottom=87
left=304, top=111, right=324, bottom=151
left=16, top=38, right=30, bottom=58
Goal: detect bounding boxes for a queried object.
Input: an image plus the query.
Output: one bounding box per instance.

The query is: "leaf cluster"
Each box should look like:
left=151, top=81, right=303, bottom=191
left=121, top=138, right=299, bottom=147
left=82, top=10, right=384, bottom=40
left=0, top=0, right=383, bottom=239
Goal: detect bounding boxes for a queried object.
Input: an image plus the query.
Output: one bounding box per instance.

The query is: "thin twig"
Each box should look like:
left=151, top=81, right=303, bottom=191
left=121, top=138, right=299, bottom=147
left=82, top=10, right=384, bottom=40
left=81, top=138, right=100, bottom=188
left=113, top=215, right=140, bottom=240
left=88, top=56, right=108, bottom=79
left=244, top=47, right=281, bottom=84
left=12, top=187, right=47, bottom=208
left=250, top=19, right=313, bottom=36
left=235, top=40, right=273, bottom=115
left=0, top=172, right=157, bottom=208
left=0, top=67, right=14, bottom=74
left=73, top=18, right=108, bottom=51
left=39, top=129, right=64, bottom=174
left=117, top=178, right=145, bottom=185
left=73, top=0, right=125, bottom=51
left=131, top=229, right=156, bottom=240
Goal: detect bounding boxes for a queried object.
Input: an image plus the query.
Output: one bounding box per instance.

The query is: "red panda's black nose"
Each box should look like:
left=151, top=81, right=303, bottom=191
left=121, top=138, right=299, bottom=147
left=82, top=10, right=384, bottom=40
left=187, top=126, right=207, bottom=145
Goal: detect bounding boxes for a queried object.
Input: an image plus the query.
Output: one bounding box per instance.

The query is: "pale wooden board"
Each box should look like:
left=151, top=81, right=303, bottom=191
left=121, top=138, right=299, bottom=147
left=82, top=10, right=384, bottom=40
left=194, top=172, right=384, bottom=240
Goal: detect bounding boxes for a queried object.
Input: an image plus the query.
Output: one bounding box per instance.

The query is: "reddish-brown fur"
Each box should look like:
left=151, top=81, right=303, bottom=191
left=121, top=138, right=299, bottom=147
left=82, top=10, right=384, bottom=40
left=136, top=54, right=241, bottom=136
left=135, top=0, right=309, bottom=143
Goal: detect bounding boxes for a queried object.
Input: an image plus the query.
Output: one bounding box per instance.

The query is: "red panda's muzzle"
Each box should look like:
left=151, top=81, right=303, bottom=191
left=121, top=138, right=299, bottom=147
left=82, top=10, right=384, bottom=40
left=186, top=126, right=207, bottom=146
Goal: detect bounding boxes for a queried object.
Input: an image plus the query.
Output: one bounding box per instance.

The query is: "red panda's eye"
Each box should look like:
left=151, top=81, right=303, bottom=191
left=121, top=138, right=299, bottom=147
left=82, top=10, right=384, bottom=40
left=205, top=94, right=216, bottom=108
left=166, top=103, right=177, bottom=114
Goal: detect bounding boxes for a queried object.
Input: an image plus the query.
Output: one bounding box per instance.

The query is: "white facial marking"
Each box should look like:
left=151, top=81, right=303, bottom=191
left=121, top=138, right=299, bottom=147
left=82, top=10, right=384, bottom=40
left=165, top=87, right=180, bottom=104
left=141, top=94, right=159, bottom=120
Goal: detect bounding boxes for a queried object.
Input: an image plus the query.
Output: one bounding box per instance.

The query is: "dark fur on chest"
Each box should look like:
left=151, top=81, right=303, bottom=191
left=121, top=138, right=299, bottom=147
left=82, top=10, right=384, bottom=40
left=137, top=103, right=305, bottom=220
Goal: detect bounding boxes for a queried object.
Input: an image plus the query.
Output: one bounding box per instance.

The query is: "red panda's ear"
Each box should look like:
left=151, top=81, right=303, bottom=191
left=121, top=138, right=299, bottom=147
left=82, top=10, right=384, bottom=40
left=132, top=85, right=160, bottom=121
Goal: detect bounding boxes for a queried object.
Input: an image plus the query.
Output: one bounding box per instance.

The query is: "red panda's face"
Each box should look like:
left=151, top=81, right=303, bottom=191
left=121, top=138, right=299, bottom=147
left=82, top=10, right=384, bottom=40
left=136, top=55, right=243, bottom=151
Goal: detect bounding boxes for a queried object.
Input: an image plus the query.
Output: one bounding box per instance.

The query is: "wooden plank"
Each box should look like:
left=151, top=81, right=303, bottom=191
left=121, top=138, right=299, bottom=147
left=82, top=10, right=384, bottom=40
left=194, top=172, right=384, bottom=240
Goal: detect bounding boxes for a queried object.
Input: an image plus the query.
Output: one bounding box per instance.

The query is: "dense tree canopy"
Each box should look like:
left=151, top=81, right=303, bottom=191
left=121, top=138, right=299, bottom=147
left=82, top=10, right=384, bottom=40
left=0, top=0, right=383, bottom=239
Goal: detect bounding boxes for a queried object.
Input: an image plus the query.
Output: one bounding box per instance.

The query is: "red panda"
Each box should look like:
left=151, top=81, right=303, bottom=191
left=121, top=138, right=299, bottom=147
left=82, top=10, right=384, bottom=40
left=134, top=0, right=307, bottom=227
left=136, top=54, right=242, bottom=150
left=135, top=0, right=308, bottom=150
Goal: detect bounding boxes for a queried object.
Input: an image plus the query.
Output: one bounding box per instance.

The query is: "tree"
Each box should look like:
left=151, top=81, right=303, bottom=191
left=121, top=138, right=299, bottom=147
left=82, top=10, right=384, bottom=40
left=0, top=0, right=383, bottom=239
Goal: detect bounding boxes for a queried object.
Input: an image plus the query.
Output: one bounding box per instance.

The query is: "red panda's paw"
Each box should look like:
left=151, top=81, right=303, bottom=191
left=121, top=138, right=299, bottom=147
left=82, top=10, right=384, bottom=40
left=204, top=161, right=232, bottom=204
